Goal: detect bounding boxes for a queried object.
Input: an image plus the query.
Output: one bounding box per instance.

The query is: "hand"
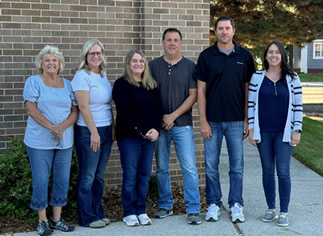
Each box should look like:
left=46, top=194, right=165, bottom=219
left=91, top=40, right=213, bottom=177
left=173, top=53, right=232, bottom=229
left=162, top=114, right=175, bottom=130
left=200, top=120, right=211, bottom=140
left=243, top=120, right=249, bottom=139
left=145, top=129, right=159, bottom=142
left=51, top=123, right=65, bottom=138
left=248, top=129, right=257, bottom=147
left=90, top=132, right=101, bottom=152
left=55, top=133, right=63, bottom=142
left=290, top=131, right=301, bottom=145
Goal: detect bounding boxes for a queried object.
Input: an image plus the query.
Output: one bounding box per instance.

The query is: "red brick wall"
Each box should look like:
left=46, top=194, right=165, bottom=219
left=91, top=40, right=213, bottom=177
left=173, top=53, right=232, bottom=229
left=0, top=0, right=210, bottom=187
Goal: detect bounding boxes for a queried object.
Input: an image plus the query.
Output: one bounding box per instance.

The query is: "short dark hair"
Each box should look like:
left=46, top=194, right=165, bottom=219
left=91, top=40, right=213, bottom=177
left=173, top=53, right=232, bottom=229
left=215, top=16, right=235, bottom=29
left=162, top=28, right=182, bottom=41
left=263, top=40, right=295, bottom=80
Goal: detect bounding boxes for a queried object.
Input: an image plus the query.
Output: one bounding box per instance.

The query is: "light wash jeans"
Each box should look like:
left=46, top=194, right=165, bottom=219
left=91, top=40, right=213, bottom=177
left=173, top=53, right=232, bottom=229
left=204, top=121, right=244, bottom=208
left=155, top=126, right=200, bottom=214
left=27, top=146, right=73, bottom=210
left=257, top=131, right=294, bottom=213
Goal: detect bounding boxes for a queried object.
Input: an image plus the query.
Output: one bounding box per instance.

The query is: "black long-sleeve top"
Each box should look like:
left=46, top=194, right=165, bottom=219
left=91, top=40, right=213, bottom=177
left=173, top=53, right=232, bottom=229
left=112, top=77, right=162, bottom=142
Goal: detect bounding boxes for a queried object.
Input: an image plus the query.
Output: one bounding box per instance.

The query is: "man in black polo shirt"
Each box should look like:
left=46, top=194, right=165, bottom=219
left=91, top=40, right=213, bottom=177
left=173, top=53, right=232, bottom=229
left=149, top=28, right=201, bottom=225
left=194, top=16, right=255, bottom=223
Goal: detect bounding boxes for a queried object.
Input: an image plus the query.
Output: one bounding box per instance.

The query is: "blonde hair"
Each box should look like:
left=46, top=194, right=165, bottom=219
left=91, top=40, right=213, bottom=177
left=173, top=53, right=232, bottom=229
left=124, top=49, right=157, bottom=90
left=78, top=39, right=106, bottom=78
left=35, top=45, right=65, bottom=75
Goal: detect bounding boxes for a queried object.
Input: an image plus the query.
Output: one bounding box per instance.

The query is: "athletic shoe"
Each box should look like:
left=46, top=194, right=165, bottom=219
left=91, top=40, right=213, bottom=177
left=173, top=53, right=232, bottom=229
left=138, top=213, right=152, bottom=225
left=231, top=203, right=245, bottom=223
left=277, top=213, right=289, bottom=227
left=262, top=209, right=278, bottom=222
left=154, top=208, right=173, bottom=219
left=123, top=215, right=139, bottom=227
left=187, top=213, right=202, bottom=225
left=205, top=204, right=220, bottom=221
left=37, top=221, right=53, bottom=236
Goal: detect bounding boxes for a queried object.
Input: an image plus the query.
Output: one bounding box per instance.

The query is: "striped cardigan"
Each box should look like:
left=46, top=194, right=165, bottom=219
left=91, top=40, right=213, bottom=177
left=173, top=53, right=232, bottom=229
left=248, top=70, right=303, bottom=143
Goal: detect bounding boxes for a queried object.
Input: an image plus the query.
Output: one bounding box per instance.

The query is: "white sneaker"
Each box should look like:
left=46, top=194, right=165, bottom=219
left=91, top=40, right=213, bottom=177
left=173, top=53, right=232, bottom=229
left=205, top=204, right=220, bottom=221
left=138, top=213, right=152, bottom=225
left=231, top=203, right=245, bottom=223
left=123, top=215, right=139, bottom=227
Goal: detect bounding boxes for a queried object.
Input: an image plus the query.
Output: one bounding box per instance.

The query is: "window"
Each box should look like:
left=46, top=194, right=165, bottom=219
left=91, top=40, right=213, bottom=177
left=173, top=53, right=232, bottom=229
left=313, top=40, right=323, bottom=59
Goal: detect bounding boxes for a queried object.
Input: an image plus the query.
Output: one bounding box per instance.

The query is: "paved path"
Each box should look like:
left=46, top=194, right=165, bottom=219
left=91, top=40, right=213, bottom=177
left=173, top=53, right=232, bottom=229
left=3, top=140, right=323, bottom=236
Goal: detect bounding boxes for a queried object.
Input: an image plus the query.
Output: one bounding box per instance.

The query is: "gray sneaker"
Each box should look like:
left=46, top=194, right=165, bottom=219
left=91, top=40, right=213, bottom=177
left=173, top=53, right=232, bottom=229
left=187, top=213, right=202, bottom=225
left=37, top=221, right=53, bottom=236
left=154, top=208, right=173, bottom=218
left=262, top=209, right=278, bottom=222
left=50, top=218, right=74, bottom=232
left=277, top=213, right=289, bottom=227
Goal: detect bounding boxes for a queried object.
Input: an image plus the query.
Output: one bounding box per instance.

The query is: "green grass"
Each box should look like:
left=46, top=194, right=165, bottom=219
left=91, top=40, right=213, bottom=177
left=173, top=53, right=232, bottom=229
left=293, top=116, right=323, bottom=176
left=298, top=73, right=323, bottom=82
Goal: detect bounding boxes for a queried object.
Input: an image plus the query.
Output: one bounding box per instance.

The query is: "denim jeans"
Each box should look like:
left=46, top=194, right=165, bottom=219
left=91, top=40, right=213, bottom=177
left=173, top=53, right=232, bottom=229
left=204, top=121, right=244, bottom=208
left=155, top=126, right=200, bottom=213
left=27, top=146, right=73, bottom=210
left=118, top=138, right=154, bottom=217
left=257, top=131, right=294, bottom=213
left=74, top=125, right=112, bottom=226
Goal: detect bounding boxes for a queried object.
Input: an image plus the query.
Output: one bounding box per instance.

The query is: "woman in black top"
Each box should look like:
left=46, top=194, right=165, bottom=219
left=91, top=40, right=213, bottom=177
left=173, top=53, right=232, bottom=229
left=112, top=49, right=162, bottom=227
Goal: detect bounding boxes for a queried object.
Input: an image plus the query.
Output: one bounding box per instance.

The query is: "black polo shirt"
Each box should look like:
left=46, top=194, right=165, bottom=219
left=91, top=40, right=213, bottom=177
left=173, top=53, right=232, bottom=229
left=149, top=56, right=196, bottom=126
left=193, top=42, right=255, bottom=122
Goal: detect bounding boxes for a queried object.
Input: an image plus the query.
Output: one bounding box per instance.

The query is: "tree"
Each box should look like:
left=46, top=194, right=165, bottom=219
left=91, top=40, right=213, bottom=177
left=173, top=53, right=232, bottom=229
left=210, top=0, right=323, bottom=63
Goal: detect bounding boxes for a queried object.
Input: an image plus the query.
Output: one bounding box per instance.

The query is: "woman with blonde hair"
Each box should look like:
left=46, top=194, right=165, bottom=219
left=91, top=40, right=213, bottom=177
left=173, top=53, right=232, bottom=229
left=113, top=49, right=162, bottom=227
left=24, top=45, right=77, bottom=235
left=71, top=39, right=113, bottom=228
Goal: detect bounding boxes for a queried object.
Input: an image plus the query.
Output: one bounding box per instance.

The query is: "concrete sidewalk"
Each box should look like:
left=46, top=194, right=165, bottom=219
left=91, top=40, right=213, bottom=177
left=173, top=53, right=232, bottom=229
left=6, top=140, right=323, bottom=236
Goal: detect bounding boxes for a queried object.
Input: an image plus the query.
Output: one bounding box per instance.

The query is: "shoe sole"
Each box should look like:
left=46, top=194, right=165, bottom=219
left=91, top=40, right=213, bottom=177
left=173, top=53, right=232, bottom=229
left=123, top=219, right=139, bottom=227
left=277, top=222, right=289, bottom=227
left=188, top=221, right=202, bottom=225
left=205, top=217, right=218, bottom=222
left=262, top=215, right=278, bottom=223
left=232, top=218, right=245, bottom=223
left=51, top=226, right=74, bottom=232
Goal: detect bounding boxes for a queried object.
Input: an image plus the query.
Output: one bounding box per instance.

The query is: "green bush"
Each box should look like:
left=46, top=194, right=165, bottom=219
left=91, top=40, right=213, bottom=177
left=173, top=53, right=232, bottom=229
left=0, top=139, right=79, bottom=221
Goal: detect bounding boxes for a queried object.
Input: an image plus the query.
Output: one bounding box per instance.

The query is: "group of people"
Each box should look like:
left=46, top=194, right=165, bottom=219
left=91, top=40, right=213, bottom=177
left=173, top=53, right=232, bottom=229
left=23, top=16, right=302, bottom=236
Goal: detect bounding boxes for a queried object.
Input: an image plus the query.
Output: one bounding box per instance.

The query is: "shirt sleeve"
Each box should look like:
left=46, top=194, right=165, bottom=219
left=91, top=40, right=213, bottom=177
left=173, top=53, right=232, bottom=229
left=193, top=50, right=209, bottom=82
left=71, top=70, right=90, bottom=92
left=23, top=76, right=40, bottom=103
left=64, top=78, right=78, bottom=106
left=245, top=52, right=256, bottom=83
left=292, top=74, right=303, bottom=131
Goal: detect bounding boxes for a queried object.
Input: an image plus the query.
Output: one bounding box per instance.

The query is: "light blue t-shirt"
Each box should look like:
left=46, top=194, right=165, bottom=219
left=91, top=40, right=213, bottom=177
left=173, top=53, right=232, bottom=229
left=71, top=70, right=112, bottom=127
left=23, top=75, right=77, bottom=149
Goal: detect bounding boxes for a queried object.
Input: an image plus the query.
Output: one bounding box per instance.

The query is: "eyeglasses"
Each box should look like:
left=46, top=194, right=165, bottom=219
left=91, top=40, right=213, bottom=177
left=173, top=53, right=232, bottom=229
left=87, top=51, right=103, bottom=57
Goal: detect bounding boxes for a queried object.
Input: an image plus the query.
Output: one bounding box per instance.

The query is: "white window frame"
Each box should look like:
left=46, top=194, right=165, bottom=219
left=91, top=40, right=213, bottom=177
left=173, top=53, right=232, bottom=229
left=313, top=39, right=323, bottom=59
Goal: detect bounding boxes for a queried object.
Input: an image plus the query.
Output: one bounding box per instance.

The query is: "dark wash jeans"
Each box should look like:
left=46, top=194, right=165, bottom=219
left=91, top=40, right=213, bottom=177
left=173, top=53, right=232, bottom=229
left=118, top=138, right=154, bottom=217
left=74, top=124, right=112, bottom=226
left=257, top=131, right=294, bottom=213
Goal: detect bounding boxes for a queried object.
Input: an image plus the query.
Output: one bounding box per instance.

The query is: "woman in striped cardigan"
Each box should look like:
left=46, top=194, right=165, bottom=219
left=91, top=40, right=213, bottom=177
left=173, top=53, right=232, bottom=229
left=248, top=40, right=303, bottom=227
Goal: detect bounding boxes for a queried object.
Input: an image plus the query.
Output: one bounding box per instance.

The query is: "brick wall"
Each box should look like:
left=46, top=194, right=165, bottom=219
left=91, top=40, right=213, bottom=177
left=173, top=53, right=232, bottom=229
left=0, top=0, right=210, bottom=187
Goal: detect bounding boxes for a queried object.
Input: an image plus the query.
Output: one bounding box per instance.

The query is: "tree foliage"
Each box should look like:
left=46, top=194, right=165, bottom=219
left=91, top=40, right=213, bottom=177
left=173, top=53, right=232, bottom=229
left=210, top=0, right=323, bottom=60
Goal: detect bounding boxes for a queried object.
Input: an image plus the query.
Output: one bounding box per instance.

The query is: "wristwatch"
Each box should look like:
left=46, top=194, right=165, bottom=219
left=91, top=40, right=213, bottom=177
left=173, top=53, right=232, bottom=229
left=295, top=130, right=302, bottom=133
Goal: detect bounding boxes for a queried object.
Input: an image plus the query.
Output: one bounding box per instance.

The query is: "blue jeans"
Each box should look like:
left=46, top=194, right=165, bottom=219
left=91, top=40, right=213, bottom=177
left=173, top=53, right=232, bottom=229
left=257, top=131, right=294, bottom=213
left=74, top=125, right=112, bottom=227
left=27, top=146, right=73, bottom=210
left=118, top=138, right=155, bottom=217
left=204, top=121, right=244, bottom=208
left=155, top=126, right=200, bottom=213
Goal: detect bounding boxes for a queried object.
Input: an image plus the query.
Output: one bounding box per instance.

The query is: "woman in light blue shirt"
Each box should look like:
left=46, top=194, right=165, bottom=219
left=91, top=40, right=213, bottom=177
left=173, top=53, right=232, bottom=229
left=71, top=39, right=113, bottom=228
left=24, top=45, right=77, bottom=236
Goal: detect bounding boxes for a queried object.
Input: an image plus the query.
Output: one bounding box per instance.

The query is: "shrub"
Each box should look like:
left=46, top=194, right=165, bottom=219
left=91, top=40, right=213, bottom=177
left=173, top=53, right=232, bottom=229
left=0, top=139, right=79, bottom=221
